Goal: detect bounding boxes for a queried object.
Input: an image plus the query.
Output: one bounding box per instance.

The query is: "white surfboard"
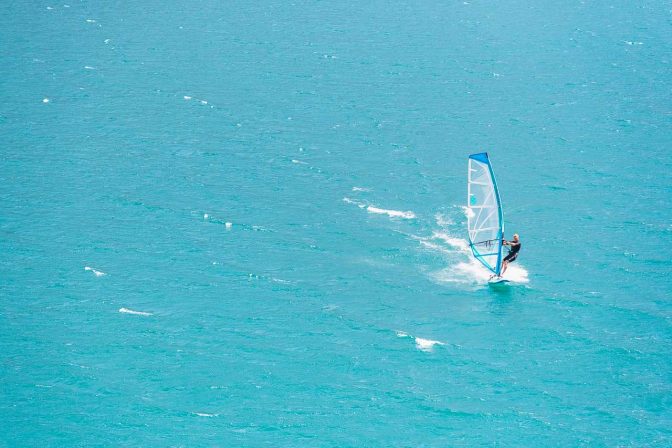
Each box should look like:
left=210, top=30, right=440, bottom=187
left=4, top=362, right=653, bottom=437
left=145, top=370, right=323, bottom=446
left=488, top=277, right=510, bottom=285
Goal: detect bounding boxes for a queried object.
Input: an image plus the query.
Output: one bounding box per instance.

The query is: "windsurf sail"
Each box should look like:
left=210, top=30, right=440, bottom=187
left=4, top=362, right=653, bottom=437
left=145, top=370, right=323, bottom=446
left=467, top=152, right=504, bottom=275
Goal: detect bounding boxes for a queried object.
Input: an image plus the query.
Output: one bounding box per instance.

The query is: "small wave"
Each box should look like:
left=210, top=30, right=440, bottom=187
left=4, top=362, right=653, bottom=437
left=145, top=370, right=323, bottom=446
left=415, top=337, right=445, bottom=352
left=412, top=232, right=470, bottom=256
left=84, top=266, right=105, bottom=277
left=343, top=197, right=366, bottom=208
left=352, top=186, right=370, bottom=192
left=343, top=197, right=415, bottom=219
left=119, top=308, right=152, bottom=316
left=246, top=272, right=294, bottom=286
left=431, top=232, right=470, bottom=251
left=291, top=159, right=308, bottom=165
left=418, top=239, right=450, bottom=254
left=201, top=213, right=233, bottom=229
left=270, top=277, right=292, bottom=285
left=435, top=212, right=454, bottom=227
left=182, top=94, right=212, bottom=107
left=193, top=412, right=218, bottom=418
left=367, top=206, right=415, bottom=219
left=397, top=331, right=445, bottom=352
left=431, top=260, right=493, bottom=285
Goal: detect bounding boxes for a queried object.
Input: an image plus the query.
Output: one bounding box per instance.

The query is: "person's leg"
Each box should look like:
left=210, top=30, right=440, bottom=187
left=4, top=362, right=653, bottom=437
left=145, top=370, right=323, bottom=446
left=500, top=260, right=508, bottom=276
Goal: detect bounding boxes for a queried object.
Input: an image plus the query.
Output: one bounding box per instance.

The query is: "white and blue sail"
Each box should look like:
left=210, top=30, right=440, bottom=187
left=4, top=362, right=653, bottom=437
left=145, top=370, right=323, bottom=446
left=467, top=152, right=504, bottom=276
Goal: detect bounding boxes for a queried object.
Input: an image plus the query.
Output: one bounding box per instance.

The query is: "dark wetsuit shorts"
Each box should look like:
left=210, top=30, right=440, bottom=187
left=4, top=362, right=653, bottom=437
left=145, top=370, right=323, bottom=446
left=503, top=252, right=518, bottom=263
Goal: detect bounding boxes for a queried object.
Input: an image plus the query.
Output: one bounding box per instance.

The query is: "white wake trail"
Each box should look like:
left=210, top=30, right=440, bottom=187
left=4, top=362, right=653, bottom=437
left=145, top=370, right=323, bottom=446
left=416, top=210, right=529, bottom=287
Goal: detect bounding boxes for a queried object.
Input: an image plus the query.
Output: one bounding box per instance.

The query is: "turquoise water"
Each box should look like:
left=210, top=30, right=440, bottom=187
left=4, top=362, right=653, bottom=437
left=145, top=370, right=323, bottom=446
left=2, top=1, right=671, bottom=445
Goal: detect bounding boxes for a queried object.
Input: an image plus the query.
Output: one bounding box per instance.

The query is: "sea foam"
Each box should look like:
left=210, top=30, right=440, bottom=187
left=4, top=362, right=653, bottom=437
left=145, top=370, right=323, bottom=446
left=84, top=266, right=105, bottom=277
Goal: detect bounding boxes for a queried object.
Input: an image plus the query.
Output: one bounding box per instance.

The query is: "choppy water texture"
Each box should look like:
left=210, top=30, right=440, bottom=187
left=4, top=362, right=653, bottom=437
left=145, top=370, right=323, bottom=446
left=2, top=1, right=671, bottom=446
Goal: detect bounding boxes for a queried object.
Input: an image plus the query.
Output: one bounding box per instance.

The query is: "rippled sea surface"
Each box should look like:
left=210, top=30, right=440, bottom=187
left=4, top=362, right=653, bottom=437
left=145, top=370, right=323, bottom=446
left=2, top=1, right=671, bottom=445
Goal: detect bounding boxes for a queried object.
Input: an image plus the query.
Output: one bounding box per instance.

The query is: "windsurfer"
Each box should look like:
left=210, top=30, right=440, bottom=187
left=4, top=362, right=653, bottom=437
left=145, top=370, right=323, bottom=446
left=499, top=233, right=521, bottom=277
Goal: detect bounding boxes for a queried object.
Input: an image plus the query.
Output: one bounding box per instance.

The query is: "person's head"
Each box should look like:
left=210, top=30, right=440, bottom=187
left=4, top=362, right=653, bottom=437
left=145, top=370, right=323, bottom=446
left=513, top=233, right=519, bottom=241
